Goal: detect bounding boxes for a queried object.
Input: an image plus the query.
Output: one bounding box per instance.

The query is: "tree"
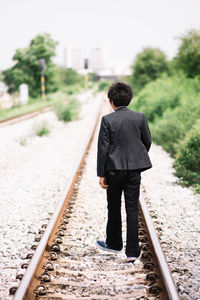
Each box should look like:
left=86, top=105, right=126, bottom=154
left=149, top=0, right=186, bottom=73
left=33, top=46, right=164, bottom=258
left=63, top=68, right=84, bottom=85
left=131, top=47, right=169, bottom=93
left=55, top=67, right=84, bottom=87
left=88, top=72, right=99, bottom=82
left=0, top=72, right=3, bottom=81
left=175, top=30, right=200, bottom=78
left=3, top=33, right=59, bottom=97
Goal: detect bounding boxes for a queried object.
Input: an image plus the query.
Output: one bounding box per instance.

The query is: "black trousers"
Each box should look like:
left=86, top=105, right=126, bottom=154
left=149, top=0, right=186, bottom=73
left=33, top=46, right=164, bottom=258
left=105, top=170, right=141, bottom=257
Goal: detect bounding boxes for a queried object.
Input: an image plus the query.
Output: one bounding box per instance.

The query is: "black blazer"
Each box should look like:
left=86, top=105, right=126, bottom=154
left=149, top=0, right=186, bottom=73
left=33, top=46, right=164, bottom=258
left=97, top=107, right=152, bottom=177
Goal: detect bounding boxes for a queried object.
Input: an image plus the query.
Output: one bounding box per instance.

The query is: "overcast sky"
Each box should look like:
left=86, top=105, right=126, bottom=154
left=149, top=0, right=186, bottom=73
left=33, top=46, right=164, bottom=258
left=0, top=0, right=200, bottom=71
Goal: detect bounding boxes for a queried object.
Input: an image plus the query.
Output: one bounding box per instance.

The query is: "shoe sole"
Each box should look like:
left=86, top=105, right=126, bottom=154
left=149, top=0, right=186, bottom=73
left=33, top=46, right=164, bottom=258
left=96, top=242, right=121, bottom=254
left=126, top=254, right=141, bottom=261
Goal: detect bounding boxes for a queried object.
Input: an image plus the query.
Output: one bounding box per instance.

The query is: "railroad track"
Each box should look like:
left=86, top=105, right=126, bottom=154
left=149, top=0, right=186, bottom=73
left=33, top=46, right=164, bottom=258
left=10, top=103, right=179, bottom=300
left=0, top=105, right=53, bottom=127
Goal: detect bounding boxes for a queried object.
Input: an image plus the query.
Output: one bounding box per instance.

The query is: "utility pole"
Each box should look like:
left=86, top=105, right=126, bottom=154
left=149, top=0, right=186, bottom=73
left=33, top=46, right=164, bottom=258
left=84, top=58, right=89, bottom=89
left=38, top=58, right=46, bottom=100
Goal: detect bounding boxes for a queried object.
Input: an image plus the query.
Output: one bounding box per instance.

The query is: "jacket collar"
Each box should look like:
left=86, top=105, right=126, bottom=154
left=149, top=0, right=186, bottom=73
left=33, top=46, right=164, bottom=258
left=115, top=106, right=128, bottom=111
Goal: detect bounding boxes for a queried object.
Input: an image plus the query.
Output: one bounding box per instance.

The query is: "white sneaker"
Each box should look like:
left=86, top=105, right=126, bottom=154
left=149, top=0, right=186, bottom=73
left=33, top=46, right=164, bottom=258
left=126, top=253, right=141, bottom=261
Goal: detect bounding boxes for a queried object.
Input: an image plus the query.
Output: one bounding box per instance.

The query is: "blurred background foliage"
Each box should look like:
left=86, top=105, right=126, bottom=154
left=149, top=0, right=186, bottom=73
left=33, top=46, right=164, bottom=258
left=2, top=33, right=86, bottom=99
left=174, top=29, right=200, bottom=78
left=57, top=67, right=84, bottom=87
left=0, top=33, right=92, bottom=121
left=54, top=98, right=80, bottom=122
left=129, top=29, right=200, bottom=193
left=2, top=33, right=59, bottom=97
left=173, top=119, right=200, bottom=193
left=131, top=47, right=169, bottom=94
left=98, top=80, right=112, bottom=92
left=1, top=29, right=200, bottom=192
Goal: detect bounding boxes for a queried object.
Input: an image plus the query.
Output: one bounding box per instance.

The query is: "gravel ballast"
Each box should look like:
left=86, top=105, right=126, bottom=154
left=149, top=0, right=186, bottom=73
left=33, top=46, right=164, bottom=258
left=0, top=90, right=102, bottom=299
left=44, top=103, right=154, bottom=299
left=142, top=144, right=200, bottom=299
left=0, top=97, right=199, bottom=299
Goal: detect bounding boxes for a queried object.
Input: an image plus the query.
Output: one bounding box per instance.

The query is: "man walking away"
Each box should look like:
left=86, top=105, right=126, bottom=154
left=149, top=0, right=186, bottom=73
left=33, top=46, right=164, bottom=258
left=96, top=82, right=152, bottom=260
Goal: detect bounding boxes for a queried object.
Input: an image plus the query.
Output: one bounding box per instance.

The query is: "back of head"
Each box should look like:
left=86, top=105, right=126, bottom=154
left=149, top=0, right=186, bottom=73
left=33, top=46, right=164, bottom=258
left=107, top=82, right=133, bottom=107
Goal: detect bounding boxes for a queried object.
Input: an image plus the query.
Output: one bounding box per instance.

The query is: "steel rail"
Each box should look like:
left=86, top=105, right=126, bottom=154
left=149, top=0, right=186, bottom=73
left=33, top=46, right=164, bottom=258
left=13, top=97, right=103, bottom=300
left=0, top=105, right=53, bottom=127
left=13, top=96, right=179, bottom=300
left=139, top=194, right=179, bottom=300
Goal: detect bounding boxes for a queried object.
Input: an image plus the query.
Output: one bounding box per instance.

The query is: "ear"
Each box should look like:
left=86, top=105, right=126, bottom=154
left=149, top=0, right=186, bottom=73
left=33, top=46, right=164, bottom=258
left=110, top=101, right=117, bottom=111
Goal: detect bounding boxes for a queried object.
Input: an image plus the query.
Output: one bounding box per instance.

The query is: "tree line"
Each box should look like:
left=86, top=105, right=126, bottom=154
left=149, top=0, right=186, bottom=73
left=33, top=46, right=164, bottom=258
left=129, top=29, right=200, bottom=193
left=1, top=33, right=84, bottom=98
left=1, top=29, right=200, bottom=192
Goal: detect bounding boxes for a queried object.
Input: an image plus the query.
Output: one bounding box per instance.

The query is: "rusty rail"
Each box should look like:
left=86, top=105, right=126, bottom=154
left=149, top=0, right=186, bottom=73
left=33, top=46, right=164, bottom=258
left=139, top=195, right=179, bottom=300
left=12, top=96, right=179, bottom=300
left=0, top=106, right=53, bottom=127
left=13, top=98, right=102, bottom=300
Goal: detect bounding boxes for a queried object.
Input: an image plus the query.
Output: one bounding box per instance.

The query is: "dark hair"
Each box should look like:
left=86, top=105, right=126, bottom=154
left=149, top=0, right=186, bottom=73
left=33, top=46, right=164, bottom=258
left=107, top=82, right=133, bottom=107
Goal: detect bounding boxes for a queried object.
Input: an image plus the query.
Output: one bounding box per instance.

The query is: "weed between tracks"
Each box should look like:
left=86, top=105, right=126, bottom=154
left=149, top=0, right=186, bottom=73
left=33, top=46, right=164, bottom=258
left=34, top=120, right=51, bottom=137
left=54, top=98, right=80, bottom=122
left=18, top=120, right=51, bottom=146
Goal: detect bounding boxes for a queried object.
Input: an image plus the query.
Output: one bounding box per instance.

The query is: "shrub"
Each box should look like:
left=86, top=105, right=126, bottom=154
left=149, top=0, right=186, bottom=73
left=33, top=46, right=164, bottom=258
left=150, top=110, right=185, bottom=155
left=35, top=121, right=51, bottom=136
left=88, top=72, right=99, bottom=82
left=129, top=74, right=187, bottom=122
left=173, top=120, right=200, bottom=192
left=98, top=80, right=111, bottom=92
left=2, top=33, right=59, bottom=97
left=63, top=68, right=84, bottom=86
left=175, top=29, right=200, bottom=78
left=18, top=135, right=28, bottom=146
left=54, top=98, right=79, bottom=122
left=131, top=47, right=169, bottom=93
left=129, top=73, right=200, bottom=157
left=62, top=84, right=83, bottom=95
left=150, top=92, right=200, bottom=155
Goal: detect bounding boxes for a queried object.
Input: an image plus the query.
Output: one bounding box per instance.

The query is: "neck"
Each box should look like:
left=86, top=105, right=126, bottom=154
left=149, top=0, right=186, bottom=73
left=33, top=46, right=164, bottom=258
left=110, top=102, right=118, bottom=111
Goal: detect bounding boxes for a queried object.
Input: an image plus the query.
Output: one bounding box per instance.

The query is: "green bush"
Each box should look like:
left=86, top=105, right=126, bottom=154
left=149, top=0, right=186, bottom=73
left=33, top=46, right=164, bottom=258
left=175, top=29, right=200, bottom=78
left=54, top=98, right=79, bottom=122
left=131, top=47, right=169, bottom=93
left=129, top=74, right=200, bottom=157
left=173, top=120, right=200, bottom=192
left=150, top=92, right=200, bottom=155
left=88, top=72, right=99, bottom=82
left=35, top=121, right=51, bottom=137
left=129, top=74, right=188, bottom=122
left=63, top=68, right=84, bottom=86
left=2, top=33, right=59, bottom=98
left=98, top=80, right=111, bottom=92
left=62, top=83, right=84, bottom=95
left=150, top=111, right=185, bottom=155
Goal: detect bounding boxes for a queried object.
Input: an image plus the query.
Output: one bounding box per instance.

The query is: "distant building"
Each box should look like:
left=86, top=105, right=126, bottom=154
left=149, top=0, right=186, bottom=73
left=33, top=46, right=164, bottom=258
left=63, top=44, right=131, bottom=79
left=64, top=45, right=83, bottom=70
left=90, top=46, right=106, bottom=72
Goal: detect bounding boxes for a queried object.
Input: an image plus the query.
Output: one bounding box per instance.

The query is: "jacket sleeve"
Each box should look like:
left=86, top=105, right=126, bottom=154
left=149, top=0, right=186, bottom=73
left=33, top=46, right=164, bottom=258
left=141, top=114, right=152, bottom=152
left=97, top=117, right=110, bottom=177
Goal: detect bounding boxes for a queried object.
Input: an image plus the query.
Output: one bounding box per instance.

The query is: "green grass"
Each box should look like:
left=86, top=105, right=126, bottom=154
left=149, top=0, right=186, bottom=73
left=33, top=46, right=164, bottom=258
left=0, top=83, right=85, bottom=121
left=18, top=135, right=28, bottom=146
left=98, top=80, right=112, bottom=92
left=34, top=121, right=51, bottom=137
left=0, top=99, right=52, bottom=121
left=61, top=83, right=84, bottom=96
left=0, top=78, right=97, bottom=122
left=54, top=98, right=80, bottom=122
